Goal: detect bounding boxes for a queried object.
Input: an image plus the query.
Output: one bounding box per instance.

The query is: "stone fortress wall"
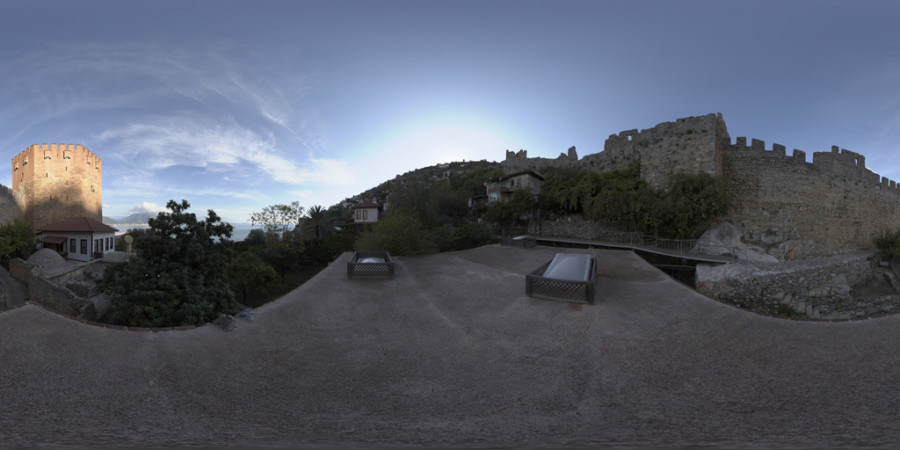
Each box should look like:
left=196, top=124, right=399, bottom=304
left=502, top=113, right=900, bottom=251
left=8, top=143, right=102, bottom=229
left=0, top=185, right=25, bottom=225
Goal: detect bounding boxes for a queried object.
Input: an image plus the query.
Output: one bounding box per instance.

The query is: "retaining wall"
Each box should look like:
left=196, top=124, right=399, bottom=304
left=695, top=251, right=893, bottom=319
left=9, top=258, right=97, bottom=320
left=0, top=185, right=25, bottom=225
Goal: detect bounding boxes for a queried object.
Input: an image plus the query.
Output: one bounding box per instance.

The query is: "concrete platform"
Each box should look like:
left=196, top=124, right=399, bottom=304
left=2, top=244, right=900, bottom=448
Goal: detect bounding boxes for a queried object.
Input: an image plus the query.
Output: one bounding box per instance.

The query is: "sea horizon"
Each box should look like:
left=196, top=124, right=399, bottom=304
left=113, top=223, right=261, bottom=242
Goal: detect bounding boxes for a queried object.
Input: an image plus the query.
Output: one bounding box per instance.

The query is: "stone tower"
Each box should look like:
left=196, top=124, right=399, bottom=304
left=11, top=144, right=102, bottom=229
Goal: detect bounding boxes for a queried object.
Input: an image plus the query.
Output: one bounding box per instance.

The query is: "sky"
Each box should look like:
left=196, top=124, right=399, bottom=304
left=1, top=0, right=899, bottom=223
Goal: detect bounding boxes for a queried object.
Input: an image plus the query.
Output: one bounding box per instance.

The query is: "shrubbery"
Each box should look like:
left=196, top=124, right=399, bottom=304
left=874, top=228, right=900, bottom=257
left=100, top=200, right=240, bottom=327
left=0, top=218, right=36, bottom=268
left=540, top=162, right=730, bottom=239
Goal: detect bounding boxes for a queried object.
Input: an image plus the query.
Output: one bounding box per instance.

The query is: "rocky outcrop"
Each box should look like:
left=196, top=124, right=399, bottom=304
left=696, top=251, right=898, bottom=319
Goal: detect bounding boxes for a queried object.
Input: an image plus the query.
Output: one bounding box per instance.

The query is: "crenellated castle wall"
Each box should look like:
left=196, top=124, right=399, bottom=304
left=502, top=147, right=579, bottom=171
left=723, top=138, right=900, bottom=250
left=503, top=113, right=729, bottom=189
left=10, top=143, right=102, bottom=229
left=501, top=113, right=900, bottom=251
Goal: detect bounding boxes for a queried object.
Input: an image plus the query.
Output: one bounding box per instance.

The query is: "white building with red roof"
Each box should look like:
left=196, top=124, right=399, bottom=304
left=36, top=217, right=118, bottom=262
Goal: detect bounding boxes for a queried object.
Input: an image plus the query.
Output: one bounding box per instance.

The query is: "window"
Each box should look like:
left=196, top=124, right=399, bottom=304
left=44, top=150, right=51, bottom=159
left=69, top=239, right=76, bottom=253
left=362, top=210, right=368, bottom=220
left=355, top=210, right=361, bottom=221
left=95, top=239, right=101, bottom=254
left=80, top=239, right=87, bottom=255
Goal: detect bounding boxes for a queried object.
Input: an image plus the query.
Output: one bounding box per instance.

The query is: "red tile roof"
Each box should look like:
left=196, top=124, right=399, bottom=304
left=352, top=202, right=379, bottom=209
left=38, top=217, right=118, bottom=233
left=39, top=235, right=68, bottom=245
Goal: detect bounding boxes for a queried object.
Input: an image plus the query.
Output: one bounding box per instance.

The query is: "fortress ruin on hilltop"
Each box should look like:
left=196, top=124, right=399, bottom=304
left=502, top=113, right=900, bottom=251
left=1, top=144, right=102, bottom=229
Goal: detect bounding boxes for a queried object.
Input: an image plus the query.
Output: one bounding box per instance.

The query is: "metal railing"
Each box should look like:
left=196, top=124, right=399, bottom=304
left=535, top=228, right=737, bottom=262
left=503, top=223, right=738, bottom=262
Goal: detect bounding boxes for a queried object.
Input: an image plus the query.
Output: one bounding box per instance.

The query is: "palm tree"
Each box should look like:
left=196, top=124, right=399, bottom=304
left=305, top=205, right=327, bottom=240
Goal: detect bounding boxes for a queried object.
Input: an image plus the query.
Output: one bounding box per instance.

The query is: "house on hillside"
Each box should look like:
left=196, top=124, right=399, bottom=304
left=467, top=194, right=489, bottom=219
left=485, top=170, right=545, bottom=203
left=344, top=201, right=382, bottom=234
left=37, top=217, right=118, bottom=262
left=351, top=202, right=380, bottom=223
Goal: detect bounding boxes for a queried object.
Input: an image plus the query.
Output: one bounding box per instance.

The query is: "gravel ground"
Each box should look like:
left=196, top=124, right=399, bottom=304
left=2, top=244, right=900, bottom=448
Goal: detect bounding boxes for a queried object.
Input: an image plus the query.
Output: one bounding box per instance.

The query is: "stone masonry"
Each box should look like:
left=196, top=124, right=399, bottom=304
left=695, top=251, right=900, bottom=319
left=0, top=185, right=25, bottom=225
left=502, top=113, right=900, bottom=251
left=8, top=143, right=102, bottom=229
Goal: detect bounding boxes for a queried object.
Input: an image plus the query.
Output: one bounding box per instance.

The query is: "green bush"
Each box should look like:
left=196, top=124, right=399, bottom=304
left=874, top=228, right=900, bottom=256
left=228, top=251, right=278, bottom=303
left=540, top=162, right=730, bottom=239
left=0, top=218, right=36, bottom=267
left=483, top=188, right=536, bottom=227
left=356, top=211, right=435, bottom=256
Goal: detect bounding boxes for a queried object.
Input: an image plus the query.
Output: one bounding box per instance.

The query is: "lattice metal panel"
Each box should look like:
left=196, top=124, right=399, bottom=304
left=527, top=275, right=592, bottom=304
left=347, top=250, right=395, bottom=280
left=525, top=256, right=595, bottom=304
left=348, top=263, right=393, bottom=279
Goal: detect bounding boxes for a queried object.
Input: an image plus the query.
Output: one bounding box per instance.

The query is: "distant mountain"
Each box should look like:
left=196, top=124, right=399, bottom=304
left=115, top=212, right=155, bottom=225
left=103, top=202, right=167, bottom=225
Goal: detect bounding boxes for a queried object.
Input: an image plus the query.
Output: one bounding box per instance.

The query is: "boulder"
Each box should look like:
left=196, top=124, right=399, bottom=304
left=213, top=314, right=236, bottom=331
left=695, top=222, right=742, bottom=255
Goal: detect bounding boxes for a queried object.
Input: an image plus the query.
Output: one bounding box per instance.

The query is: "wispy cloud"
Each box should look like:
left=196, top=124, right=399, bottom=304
left=0, top=40, right=326, bottom=178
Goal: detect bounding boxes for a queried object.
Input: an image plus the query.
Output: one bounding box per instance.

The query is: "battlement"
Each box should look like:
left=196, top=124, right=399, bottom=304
left=729, top=137, right=808, bottom=162
left=9, top=143, right=103, bottom=229
left=726, top=137, right=899, bottom=195
left=496, top=112, right=900, bottom=251
left=505, top=149, right=528, bottom=160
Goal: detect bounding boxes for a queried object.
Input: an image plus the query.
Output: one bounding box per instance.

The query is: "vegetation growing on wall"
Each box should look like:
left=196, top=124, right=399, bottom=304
left=540, top=162, right=730, bottom=239
left=873, top=228, right=900, bottom=257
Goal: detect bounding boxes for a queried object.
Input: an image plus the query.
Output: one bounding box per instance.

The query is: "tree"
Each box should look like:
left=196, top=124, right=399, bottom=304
left=303, top=204, right=328, bottom=240
left=0, top=218, right=36, bottom=267
left=483, top=188, right=537, bottom=228
left=261, top=244, right=300, bottom=283
left=114, top=227, right=155, bottom=252
left=244, top=228, right=267, bottom=246
left=228, top=251, right=278, bottom=303
left=356, top=211, right=434, bottom=256
left=100, top=200, right=239, bottom=327
left=250, top=201, right=304, bottom=246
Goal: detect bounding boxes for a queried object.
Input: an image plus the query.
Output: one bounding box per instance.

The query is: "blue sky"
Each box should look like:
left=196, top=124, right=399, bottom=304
left=2, top=0, right=899, bottom=223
